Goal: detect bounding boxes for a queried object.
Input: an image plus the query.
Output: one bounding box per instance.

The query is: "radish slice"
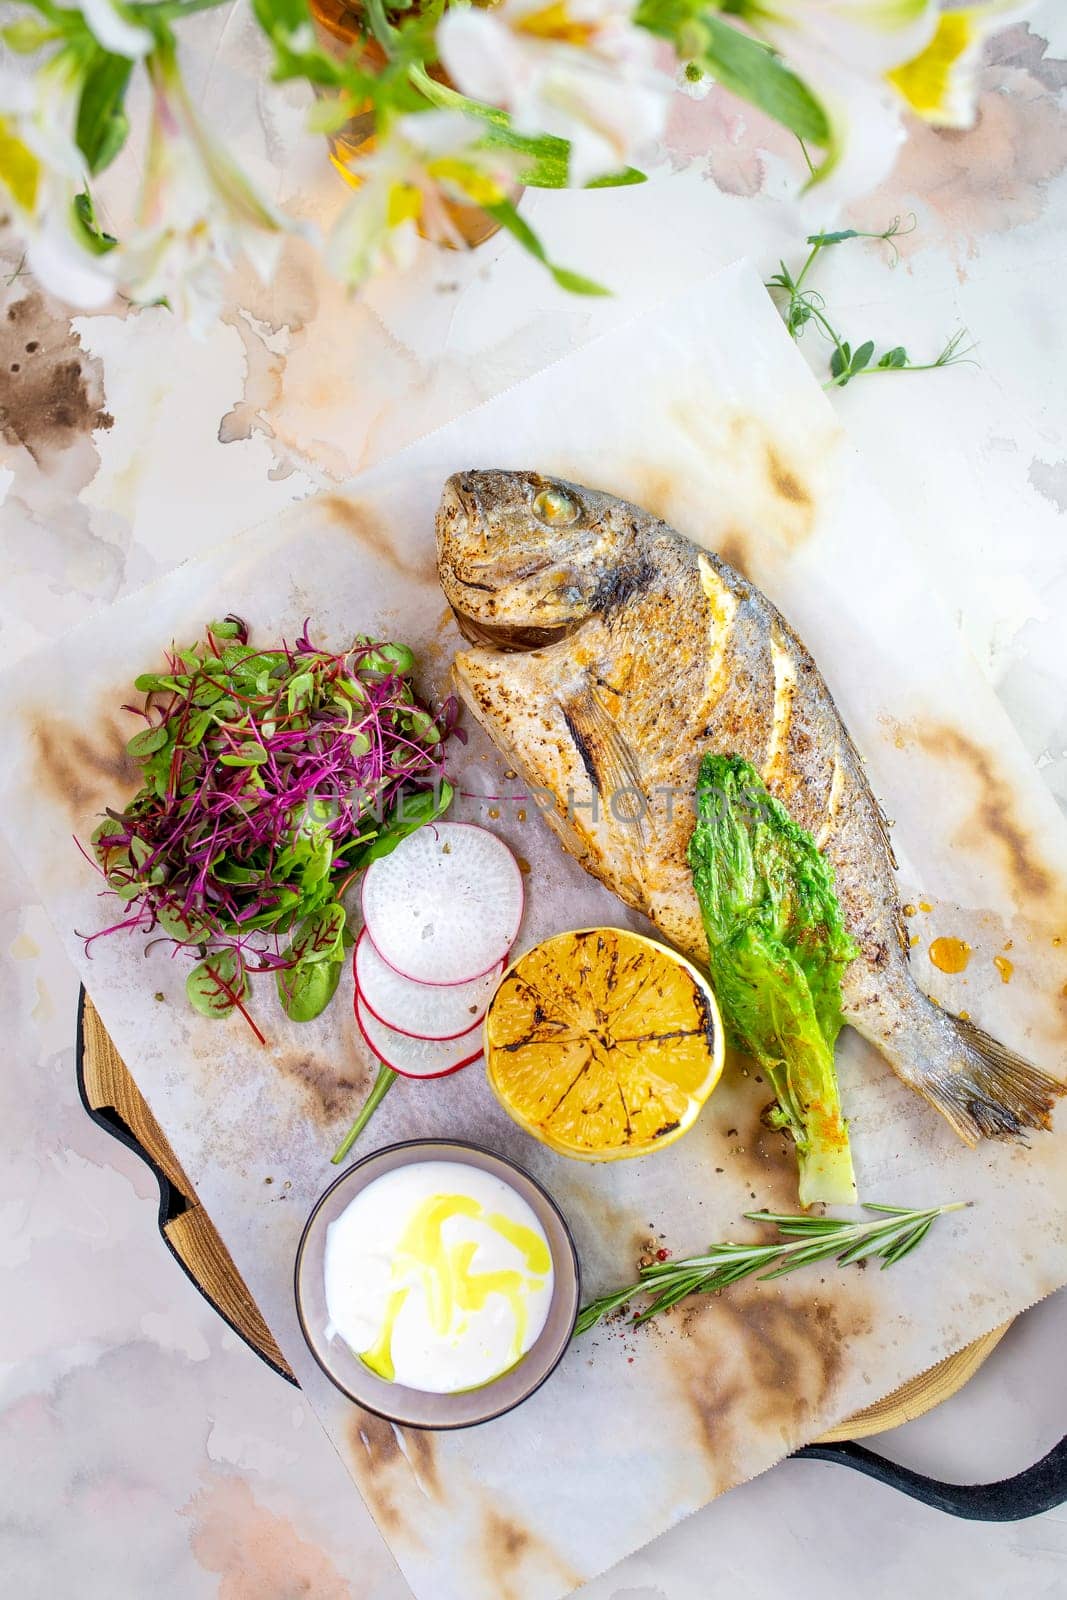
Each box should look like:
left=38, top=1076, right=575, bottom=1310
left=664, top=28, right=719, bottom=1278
left=355, top=930, right=503, bottom=1041
left=361, top=822, right=523, bottom=985
left=355, top=992, right=483, bottom=1079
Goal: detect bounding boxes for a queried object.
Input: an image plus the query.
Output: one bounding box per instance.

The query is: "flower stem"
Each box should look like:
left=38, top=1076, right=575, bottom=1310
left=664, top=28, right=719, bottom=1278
left=364, top=0, right=396, bottom=55
left=331, top=1061, right=397, bottom=1164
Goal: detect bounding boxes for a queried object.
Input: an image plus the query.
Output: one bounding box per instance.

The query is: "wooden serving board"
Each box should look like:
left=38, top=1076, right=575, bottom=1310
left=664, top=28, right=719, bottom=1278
left=76, top=990, right=1010, bottom=1438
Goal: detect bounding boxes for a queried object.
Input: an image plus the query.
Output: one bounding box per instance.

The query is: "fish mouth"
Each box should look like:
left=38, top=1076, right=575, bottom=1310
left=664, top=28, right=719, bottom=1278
left=450, top=608, right=584, bottom=653
left=440, top=473, right=589, bottom=652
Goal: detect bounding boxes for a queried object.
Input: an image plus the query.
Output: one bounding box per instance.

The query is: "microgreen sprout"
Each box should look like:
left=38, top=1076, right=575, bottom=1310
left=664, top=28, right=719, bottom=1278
left=84, top=618, right=456, bottom=1036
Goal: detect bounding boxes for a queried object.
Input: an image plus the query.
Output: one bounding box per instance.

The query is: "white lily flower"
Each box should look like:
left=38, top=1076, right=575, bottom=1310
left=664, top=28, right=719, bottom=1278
left=326, top=110, right=523, bottom=287
left=0, top=62, right=116, bottom=309
left=437, top=0, right=670, bottom=186
left=115, top=48, right=300, bottom=332
left=54, top=0, right=153, bottom=59
left=736, top=1, right=1031, bottom=196
left=740, top=0, right=940, bottom=77
left=722, top=1, right=934, bottom=198
left=791, top=50, right=910, bottom=202
left=886, top=2, right=1031, bottom=127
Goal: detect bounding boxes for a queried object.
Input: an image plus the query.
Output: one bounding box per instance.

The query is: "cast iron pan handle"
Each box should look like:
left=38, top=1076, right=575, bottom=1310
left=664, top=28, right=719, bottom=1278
left=794, top=1435, right=1067, bottom=1521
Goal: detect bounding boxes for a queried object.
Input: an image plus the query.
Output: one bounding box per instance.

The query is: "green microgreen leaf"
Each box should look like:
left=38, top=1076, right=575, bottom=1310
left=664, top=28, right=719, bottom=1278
left=277, top=951, right=344, bottom=1020
left=186, top=949, right=250, bottom=1019
left=81, top=617, right=454, bottom=1044
left=127, top=725, right=169, bottom=759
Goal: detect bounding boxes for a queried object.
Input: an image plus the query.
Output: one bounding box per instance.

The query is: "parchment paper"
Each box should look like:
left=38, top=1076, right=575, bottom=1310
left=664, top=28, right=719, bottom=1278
left=4, top=261, right=1067, bottom=1600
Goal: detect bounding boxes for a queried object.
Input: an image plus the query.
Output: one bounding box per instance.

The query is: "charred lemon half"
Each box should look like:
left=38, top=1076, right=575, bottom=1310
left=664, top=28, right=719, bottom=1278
left=484, top=927, right=724, bottom=1161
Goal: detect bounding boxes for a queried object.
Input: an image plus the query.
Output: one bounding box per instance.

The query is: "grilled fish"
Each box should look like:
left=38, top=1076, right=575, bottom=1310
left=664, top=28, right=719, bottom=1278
left=436, top=469, right=1065, bottom=1144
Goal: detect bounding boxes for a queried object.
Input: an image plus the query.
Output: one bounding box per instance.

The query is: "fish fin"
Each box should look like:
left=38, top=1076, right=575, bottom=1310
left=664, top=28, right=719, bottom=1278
left=917, top=1010, right=1066, bottom=1144
left=558, top=683, right=646, bottom=834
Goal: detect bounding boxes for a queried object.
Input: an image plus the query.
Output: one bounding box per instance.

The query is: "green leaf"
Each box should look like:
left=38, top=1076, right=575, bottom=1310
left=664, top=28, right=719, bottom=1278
left=850, top=339, right=875, bottom=373
left=181, top=708, right=215, bottom=746
left=407, top=66, right=644, bottom=189
left=186, top=950, right=249, bottom=1020
left=218, top=741, right=268, bottom=766
left=485, top=200, right=610, bottom=296
left=212, top=861, right=264, bottom=886
left=71, top=189, right=119, bottom=255
left=127, top=725, right=169, bottom=759
left=687, top=754, right=857, bottom=1207
left=288, top=901, right=347, bottom=965
left=878, top=345, right=908, bottom=369
left=251, top=0, right=346, bottom=86
left=134, top=672, right=186, bottom=693
left=638, top=6, right=830, bottom=147
left=277, top=953, right=343, bottom=1021
left=2, top=16, right=62, bottom=50
left=156, top=901, right=213, bottom=942
left=207, top=617, right=244, bottom=639
left=299, top=835, right=333, bottom=891
left=357, top=782, right=453, bottom=868
left=829, top=343, right=849, bottom=379
left=472, top=119, right=643, bottom=191
left=805, top=229, right=860, bottom=247
left=251, top=0, right=314, bottom=33
left=286, top=671, right=315, bottom=714
left=76, top=51, right=133, bottom=175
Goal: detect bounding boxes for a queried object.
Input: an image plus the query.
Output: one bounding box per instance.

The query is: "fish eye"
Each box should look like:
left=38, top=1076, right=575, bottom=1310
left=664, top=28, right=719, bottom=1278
left=531, top=485, right=580, bottom=528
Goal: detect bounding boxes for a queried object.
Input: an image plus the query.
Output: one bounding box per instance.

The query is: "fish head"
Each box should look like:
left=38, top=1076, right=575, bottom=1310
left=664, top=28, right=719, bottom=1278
left=436, top=470, right=644, bottom=649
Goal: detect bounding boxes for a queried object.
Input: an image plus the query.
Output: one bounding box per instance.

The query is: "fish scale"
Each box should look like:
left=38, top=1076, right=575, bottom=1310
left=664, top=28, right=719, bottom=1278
left=437, top=468, right=1066, bottom=1147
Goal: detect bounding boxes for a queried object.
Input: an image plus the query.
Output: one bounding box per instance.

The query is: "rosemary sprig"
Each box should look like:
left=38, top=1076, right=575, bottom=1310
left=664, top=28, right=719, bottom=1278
left=574, top=1200, right=969, bottom=1336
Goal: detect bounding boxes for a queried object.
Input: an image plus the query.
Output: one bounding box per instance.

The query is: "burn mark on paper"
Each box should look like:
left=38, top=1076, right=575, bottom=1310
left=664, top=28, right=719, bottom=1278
left=904, top=721, right=1055, bottom=902
left=275, top=1051, right=369, bottom=1125
left=674, top=1281, right=872, bottom=1484
left=765, top=445, right=811, bottom=512
left=0, top=291, right=112, bottom=470
left=30, top=708, right=140, bottom=821
left=345, top=1413, right=442, bottom=1547
left=323, top=494, right=436, bottom=584
left=474, top=1502, right=582, bottom=1600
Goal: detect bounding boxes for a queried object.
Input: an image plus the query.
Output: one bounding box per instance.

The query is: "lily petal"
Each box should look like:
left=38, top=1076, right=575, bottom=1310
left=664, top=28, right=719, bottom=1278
left=886, top=2, right=1028, bottom=126
left=743, top=0, right=939, bottom=75
left=54, top=0, right=153, bottom=59
left=27, top=208, right=117, bottom=309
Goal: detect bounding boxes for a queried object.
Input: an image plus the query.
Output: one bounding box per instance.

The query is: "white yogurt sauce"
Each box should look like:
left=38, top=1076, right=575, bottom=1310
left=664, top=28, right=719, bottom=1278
left=324, top=1160, right=555, bottom=1394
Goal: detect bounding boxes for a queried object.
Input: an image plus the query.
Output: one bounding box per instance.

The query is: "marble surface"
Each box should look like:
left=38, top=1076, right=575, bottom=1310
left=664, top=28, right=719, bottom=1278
left=3, top=7, right=1067, bottom=1597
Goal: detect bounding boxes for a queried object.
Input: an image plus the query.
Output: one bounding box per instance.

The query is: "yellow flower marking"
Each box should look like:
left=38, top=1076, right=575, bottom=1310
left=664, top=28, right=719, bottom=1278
left=0, top=118, right=40, bottom=213
left=428, top=156, right=508, bottom=207
left=887, top=9, right=980, bottom=121
left=515, top=0, right=598, bottom=46
left=387, top=180, right=423, bottom=228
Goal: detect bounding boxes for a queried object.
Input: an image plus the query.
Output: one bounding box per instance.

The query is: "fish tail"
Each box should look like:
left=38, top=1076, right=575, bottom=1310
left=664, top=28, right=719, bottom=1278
left=909, top=1004, right=1065, bottom=1145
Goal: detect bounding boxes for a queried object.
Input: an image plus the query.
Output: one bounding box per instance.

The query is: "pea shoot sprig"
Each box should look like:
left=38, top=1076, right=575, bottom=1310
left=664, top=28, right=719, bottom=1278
left=767, top=220, right=977, bottom=389
left=575, top=1200, right=969, bottom=1336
